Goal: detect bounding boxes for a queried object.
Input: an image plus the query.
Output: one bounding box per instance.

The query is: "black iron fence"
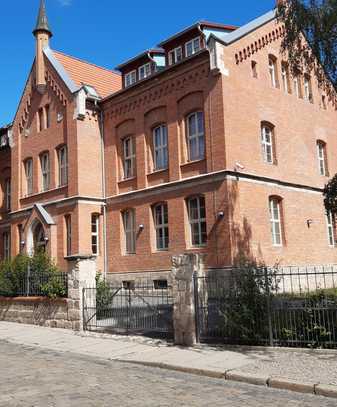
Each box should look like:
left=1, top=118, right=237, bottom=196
left=195, top=265, right=337, bottom=349
left=83, top=280, right=174, bottom=339
left=0, top=267, right=68, bottom=298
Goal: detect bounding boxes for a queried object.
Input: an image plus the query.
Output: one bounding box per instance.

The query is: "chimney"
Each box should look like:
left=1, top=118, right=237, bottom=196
left=33, top=0, right=52, bottom=93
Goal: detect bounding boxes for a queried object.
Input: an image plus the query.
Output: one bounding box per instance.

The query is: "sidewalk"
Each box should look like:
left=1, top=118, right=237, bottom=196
left=1, top=322, right=337, bottom=399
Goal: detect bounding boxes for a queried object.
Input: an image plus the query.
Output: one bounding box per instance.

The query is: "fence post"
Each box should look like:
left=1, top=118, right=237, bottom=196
left=193, top=271, right=200, bottom=344
left=26, top=265, right=31, bottom=297
left=264, top=267, right=274, bottom=347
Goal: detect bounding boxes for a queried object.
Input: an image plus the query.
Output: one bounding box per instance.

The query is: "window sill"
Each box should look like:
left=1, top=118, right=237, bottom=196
left=21, top=185, right=68, bottom=200
left=180, top=158, right=206, bottom=168
left=118, top=177, right=136, bottom=184
left=147, top=168, right=168, bottom=176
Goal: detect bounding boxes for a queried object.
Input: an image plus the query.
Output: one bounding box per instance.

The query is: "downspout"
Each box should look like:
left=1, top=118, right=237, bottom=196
left=96, top=101, right=108, bottom=281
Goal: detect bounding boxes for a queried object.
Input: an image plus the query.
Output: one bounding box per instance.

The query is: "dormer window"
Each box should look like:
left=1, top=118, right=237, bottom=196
left=168, top=47, right=183, bottom=65
left=138, top=63, right=151, bottom=80
left=125, top=70, right=137, bottom=88
left=185, top=37, right=201, bottom=57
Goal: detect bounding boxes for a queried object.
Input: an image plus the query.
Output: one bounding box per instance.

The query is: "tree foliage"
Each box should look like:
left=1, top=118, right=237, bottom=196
left=277, top=0, right=337, bottom=92
left=323, top=174, right=337, bottom=216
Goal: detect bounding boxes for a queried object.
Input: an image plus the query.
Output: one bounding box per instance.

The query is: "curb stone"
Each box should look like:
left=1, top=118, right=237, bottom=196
left=225, top=371, right=268, bottom=386
left=315, top=384, right=337, bottom=399
left=268, top=377, right=316, bottom=394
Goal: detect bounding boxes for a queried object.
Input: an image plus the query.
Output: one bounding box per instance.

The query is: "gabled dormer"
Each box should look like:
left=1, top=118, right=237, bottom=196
left=158, top=21, right=237, bottom=67
left=117, top=49, right=166, bottom=89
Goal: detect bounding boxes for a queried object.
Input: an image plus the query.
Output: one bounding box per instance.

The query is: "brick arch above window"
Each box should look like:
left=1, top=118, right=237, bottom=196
left=177, top=90, right=204, bottom=118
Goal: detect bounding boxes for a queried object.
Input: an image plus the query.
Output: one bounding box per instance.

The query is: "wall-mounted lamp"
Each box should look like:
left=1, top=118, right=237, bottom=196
left=20, top=241, right=26, bottom=247
left=307, top=219, right=314, bottom=228
left=217, top=211, right=225, bottom=219
left=44, top=236, right=49, bottom=242
left=235, top=162, right=245, bottom=171
left=138, top=224, right=144, bottom=231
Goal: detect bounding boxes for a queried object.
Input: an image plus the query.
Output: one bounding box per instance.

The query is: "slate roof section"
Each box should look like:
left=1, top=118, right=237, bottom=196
left=49, top=50, right=122, bottom=98
left=35, top=204, right=55, bottom=226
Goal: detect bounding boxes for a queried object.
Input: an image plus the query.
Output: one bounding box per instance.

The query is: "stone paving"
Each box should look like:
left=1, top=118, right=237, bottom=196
left=1, top=341, right=336, bottom=407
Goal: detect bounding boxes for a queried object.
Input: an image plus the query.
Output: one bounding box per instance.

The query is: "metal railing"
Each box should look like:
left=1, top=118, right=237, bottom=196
left=0, top=267, right=68, bottom=298
left=195, top=265, right=337, bottom=348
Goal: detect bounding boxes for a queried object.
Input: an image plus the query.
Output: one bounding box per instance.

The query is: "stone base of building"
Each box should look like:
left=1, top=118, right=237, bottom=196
left=0, top=297, right=81, bottom=330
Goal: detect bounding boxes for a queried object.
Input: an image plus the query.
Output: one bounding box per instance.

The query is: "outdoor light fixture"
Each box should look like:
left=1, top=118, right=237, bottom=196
left=307, top=219, right=314, bottom=228
left=217, top=211, right=225, bottom=219
left=139, top=224, right=144, bottom=231
left=235, top=162, right=245, bottom=170
left=44, top=236, right=49, bottom=242
left=20, top=241, right=25, bottom=246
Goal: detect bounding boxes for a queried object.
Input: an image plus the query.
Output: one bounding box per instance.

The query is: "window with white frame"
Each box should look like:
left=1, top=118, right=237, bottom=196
left=138, top=63, right=151, bottom=80
left=304, top=75, right=312, bottom=101
left=153, top=125, right=168, bottom=170
left=185, top=37, right=201, bottom=57
left=91, top=214, right=99, bottom=255
left=3, top=231, right=10, bottom=260
left=268, top=56, right=278, bottom=88
left=317, top=141, right=328, bottom=176
left=125, top=70, right=137, bottom=87
left=187, top=196, right=207, bottom=247
left=58, top=145, right=68, bottom=187
left=293, top=76, right=302, bottom=98
left=186, top=111, right=205, bottom=161
left=326, top=212, right=335, bottom=247
left=40, top=152, right=50, bottom=192
left=168, top=47, right=183, bottom=65
left=65, top=215, right=72, bottom=256
left=153, top=203, right=169, bottom=250
left=5, top=178, right=10, bottom=211
left=122, top=209, right=136, bottom=254
left=281, top=63, right=290, bottom=93
left=123, top=137, right=135, bottom=179
left=261, top=124, right=274, bottom=164
left=25, top=158, right=33, bottom=196
left=269, top=197, right=283, bottom=246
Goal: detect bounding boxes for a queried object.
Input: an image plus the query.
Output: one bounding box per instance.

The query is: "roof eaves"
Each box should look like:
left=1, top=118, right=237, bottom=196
left=43, top=47, right=79, bottom=93
left=158, top=22, right=201, bottom=47
left=116, top=48, right=165, bottom=71
left=208, top=9, right=276, bottom=46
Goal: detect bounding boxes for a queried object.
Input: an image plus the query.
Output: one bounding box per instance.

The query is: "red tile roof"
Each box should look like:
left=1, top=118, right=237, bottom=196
left=53, top=51, right=121, bottom=98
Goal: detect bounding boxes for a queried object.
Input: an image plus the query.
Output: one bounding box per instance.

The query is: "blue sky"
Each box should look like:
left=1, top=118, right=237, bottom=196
left=0, top=0, right=275, bottom=125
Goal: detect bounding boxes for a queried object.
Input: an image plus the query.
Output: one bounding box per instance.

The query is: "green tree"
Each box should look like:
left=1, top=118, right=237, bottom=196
left=277, top=0, right=337, bottom=92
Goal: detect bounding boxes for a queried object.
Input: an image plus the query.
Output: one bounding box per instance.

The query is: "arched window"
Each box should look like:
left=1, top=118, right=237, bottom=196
left=269, top=196, right=283, bottom=246
left=40, top=152, right=50, bottom=192
left=326, top=211, right=336, bottom=247
left=153, top=203, right=169, bottom=250
left=186, top=111, right=205, bottom=162
left=153, top=125, right=168, bottom=170
left=281, top=62, right=290, bottom=94
left=122, top=136, right=136, bottom=179
left=58, top=145, right=68, bottom=187
left=261, top=123, right=275, bottom=164
left=91, top=214, right=99, bottom=256
left=268, top=55, right=278, bottom=88
left=24, top=158, right=33, bottom=196
left=187, top=196, right=207, bottom=247
left=317, top=140, right=328, bottom=176
left=122, top=209, right=136, bottom=254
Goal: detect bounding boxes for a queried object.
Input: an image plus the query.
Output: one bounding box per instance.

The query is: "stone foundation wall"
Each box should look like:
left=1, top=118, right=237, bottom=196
left=0, top=297, right=80, bottom=330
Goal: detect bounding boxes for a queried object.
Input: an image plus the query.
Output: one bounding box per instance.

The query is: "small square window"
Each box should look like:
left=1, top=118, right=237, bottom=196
left=123, top=281, right=135, bottom=290
left=153, top=280, right=168, bottom=290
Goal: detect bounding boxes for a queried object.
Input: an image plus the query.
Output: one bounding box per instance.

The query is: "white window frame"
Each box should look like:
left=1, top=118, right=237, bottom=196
left=153, top=203, right=169, bottom=251
left=25, top=158, right=33, bottom=196
left=123, top=137, right=135, bottom=179
left=153, top=125, right=168, bottom=170
left=269, top=198, right=283, bottom=247
left=3, top=232, right=10, bottom=260
left=123, top=209, right=136, bottom=254
left=58, top=146, right=68, bottom=187
left=304, top=75, right=311, bottom=101
left=138, top=63, right=151, bottom=80
left=125, top=70, right=137, bottom=87
left=40, top=153, right=50, bottom=192
left=91, top=214, right=99, bottom=256
left=317, top=141, right=327, bottom=176
left=293, top=76, right=301, bottom=99
left=268, top=57, right=277, bottom=88
left=185, top=37, right=201, bottom=57
left=168, top=46, right=183, bottom=65
left=187, top=196, right=207, bottom=247
left=327, top=212, right=335, bottom=247
left=5, top=178, right=10, bottom=211
left=261, top=125, right=274, bottom=164
left=281, top=63, right=289, bottom=93
left=186, top=111, right=205, bottom=162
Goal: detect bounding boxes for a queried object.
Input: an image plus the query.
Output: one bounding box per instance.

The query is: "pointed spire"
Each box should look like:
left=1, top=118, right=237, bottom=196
left=33, top=0, right=52, bottom=37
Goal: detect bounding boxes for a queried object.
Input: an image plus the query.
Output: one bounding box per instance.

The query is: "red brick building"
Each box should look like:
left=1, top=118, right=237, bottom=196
left=1, top=1, right=337, bottom=281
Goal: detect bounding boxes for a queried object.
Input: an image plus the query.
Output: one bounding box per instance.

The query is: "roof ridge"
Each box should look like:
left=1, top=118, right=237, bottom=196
left=53, top=50, right=121, bottom=75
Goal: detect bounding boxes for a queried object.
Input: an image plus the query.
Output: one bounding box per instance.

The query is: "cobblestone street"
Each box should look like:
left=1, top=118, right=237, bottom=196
left=0, top=341, right=336, bottom=407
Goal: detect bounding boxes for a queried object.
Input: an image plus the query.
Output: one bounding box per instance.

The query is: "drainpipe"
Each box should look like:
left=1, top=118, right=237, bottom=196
left=95, top=100, right=108, bottom=281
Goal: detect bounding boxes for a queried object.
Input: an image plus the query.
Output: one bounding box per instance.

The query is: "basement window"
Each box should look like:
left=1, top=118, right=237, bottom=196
left=153, top=280, right=168, bottom=290
left=122, top=280, right=135, bottom=290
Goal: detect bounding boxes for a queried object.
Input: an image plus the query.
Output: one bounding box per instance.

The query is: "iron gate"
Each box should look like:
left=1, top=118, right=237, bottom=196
left=83, top=281, right=174, bottom=339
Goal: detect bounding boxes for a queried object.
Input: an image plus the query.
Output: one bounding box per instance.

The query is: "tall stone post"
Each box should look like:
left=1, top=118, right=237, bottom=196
left=170, top=253, right=206, bottom=347
left=67, top=255, right=96, bottom=331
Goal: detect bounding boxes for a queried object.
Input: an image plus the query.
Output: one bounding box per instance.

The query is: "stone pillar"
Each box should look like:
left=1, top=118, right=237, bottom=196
left=170, top=253, right=206, bottom=347
left=67, top=255, right=96, bottom=331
